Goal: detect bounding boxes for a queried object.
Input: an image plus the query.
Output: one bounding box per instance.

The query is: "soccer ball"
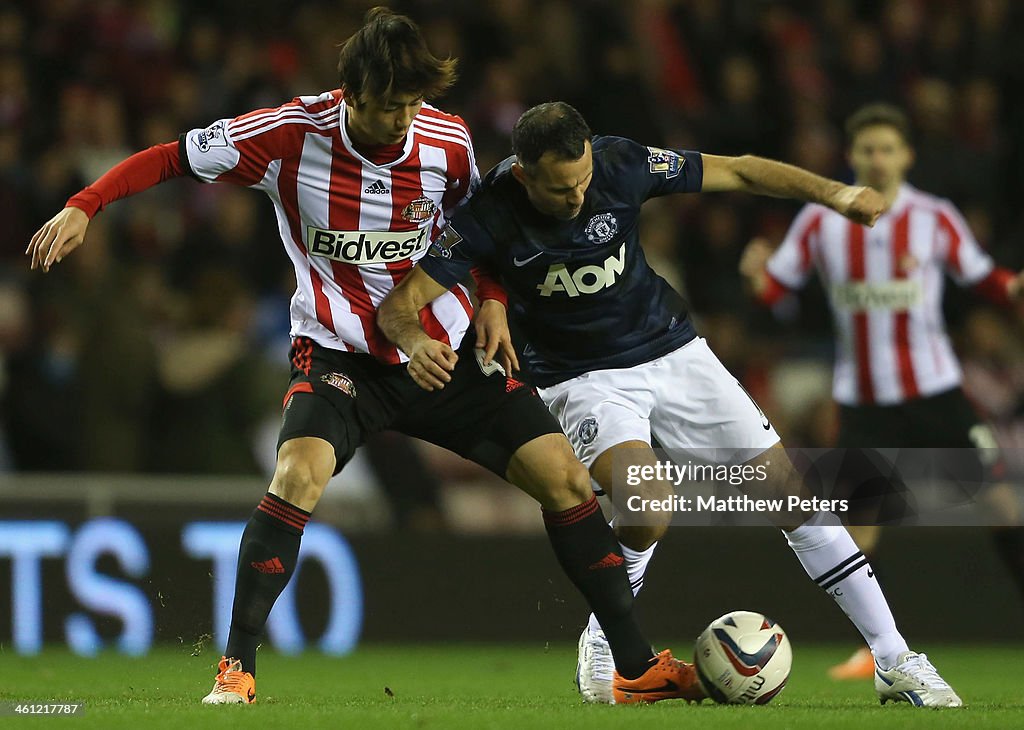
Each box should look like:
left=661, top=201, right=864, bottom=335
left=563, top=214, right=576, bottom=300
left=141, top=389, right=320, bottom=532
left=694, top=610, right=792, bottom=704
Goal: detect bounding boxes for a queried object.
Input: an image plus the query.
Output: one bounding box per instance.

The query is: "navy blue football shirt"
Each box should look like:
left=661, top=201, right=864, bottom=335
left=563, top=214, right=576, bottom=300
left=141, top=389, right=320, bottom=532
left=417, top=135, right=703, bottom=387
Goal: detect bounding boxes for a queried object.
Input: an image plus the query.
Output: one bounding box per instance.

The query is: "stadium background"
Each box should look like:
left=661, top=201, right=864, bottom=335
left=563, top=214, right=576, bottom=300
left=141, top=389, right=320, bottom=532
left=2, top=0, right=1024, bottom=656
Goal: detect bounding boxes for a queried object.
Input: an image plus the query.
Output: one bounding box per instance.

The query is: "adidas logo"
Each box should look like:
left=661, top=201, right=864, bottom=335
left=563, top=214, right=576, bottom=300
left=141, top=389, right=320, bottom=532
left=251, top=557, right=285, bottom=574
left=364, top=180, right=389, bottom=194
left=587, top=552, right=625, bottom=570
left=505, top=377, right=536, bottom=395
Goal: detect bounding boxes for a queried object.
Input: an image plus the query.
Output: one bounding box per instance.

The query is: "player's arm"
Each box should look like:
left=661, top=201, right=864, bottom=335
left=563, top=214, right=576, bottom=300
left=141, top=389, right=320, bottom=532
left=378, top=266, right=461, bottom=391
left=740, top=205, right=824, bottom=307
left=975, top=268, right=1024, bottom=305
left=472, top=266, right=508, bottom=307
left=437, top=120, right=516, bottom=371
left=701, top=153, right=887, bottom=227
left=30, top=102, right=298, bottom=273
left=469, top=266, right=518, bottom=374
left=739, top=238, right=791, bottom=305
left=27, top=141, right=184, bottom=271
left=936, top=202, right=1024, bottom=307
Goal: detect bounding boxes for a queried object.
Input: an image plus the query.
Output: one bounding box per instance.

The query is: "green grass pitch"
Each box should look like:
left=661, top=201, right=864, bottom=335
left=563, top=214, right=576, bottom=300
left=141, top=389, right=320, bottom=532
left=1, top=644, right=1021, bottom=728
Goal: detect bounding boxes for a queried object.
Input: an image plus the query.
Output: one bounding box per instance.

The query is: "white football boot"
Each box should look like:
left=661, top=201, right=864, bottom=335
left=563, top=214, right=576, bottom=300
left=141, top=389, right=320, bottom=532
left=575, top=625, right=615, bottom=704
left=875, top=651, right=962, bottom=707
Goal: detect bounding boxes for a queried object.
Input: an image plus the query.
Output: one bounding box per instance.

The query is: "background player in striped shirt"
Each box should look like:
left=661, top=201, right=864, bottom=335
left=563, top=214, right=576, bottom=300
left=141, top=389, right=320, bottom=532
left=381, top=102, right=962, bottom=707
left=742, top=102, right=1024, bottom=679
left=25, top=8, right=706, bottom=707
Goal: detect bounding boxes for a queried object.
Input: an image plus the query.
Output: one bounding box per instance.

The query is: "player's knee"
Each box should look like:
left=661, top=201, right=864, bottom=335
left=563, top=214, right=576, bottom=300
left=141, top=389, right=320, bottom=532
left=270, top=452, right=329, bottom=511
left=565, top=459, right=594, bottom=504
left=536, top=458, right=593, bottom=511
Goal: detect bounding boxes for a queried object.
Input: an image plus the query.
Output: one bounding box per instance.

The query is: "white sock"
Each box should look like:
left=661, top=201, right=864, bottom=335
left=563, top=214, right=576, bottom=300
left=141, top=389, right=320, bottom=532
left=785, top=512, right=908, bottom=669
left=588, top=540, right=657, bottom=633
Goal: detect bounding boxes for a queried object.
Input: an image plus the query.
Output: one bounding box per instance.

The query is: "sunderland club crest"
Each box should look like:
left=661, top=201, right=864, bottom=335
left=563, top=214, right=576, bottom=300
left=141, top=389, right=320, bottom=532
left=402, top=195, right=437, bottom=223
left=898, top=253, right=919, bottom=275
left=321, top=372, right=357, bottom=398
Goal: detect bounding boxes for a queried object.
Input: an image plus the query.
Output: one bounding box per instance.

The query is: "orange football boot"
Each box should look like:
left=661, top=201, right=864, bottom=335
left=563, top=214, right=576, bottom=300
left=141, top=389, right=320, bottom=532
left=612, top=649, right=707, bottom=704
left=828, top=646, right=876, bottom=680
left=201, top=656, right=256, bottom=704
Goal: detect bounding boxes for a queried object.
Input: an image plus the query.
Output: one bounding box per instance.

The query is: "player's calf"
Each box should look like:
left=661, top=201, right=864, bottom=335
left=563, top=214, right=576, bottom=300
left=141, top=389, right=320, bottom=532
left=741, top=445, right=920, bottom=676
left=739, top=442, right=816, bottom=530
left=217, top=436, right=328, bottom=679
left=509, top=434, right=659, bottom=681
left=591, top=440, right=672, bottom=550
left=570, top=441, right=669, bottom=703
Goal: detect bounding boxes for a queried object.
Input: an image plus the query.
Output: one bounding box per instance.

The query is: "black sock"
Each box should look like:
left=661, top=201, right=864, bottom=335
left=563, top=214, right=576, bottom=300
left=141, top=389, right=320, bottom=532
left=543, top=496, right=654, bottom=679
left=991, top=527, right=1024, bottom=603
left=225, top=493, right=310, bottom=675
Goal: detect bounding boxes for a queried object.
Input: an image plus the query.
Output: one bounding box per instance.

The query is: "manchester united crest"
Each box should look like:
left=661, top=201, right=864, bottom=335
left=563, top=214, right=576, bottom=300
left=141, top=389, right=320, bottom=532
left=585, top=212, right=618, bottom=244
left=401, top=195, right=437, bottom=223
left=577, top=417, right=599, bottom=445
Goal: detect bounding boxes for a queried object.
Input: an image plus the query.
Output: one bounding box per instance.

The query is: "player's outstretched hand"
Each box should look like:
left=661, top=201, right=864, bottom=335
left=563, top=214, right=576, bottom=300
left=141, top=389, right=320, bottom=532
left=1009, top=269, right=1024, bottom=301
left=27, top=206, right=90, bottom=272
left=740, top=237, right=772, bottom=278
left=474, top=299, right=519, bottom=375
left=739, top=237, right=774, bottom=297
left=407, top=337, right=458, bottom=391
left=831, top=185, right=888, bottom=227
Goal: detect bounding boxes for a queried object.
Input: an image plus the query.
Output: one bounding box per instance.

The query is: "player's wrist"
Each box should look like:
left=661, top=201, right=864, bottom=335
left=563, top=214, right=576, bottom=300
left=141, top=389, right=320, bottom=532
left=478, top=297, right=507, bottom=312
left=65, top=193, right=100, bottom=220
left=822, top=181, right=852, bottom=212
left=402, top=330, right=435, bottom=358
left=475, top=284, right=508, bottom=308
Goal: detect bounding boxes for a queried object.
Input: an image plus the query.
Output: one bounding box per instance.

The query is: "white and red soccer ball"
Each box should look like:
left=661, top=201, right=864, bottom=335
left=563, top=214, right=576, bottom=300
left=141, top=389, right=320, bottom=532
left=694, top=610, right=792, bottom=704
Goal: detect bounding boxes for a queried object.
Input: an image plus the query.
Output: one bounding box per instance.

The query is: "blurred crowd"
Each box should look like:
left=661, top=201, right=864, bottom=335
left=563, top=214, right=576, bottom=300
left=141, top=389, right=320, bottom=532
left=2, top=0, right=1024, bottom=489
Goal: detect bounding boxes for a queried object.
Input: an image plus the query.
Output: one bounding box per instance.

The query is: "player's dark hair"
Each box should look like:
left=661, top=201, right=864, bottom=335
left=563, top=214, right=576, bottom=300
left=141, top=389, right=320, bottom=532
left=337, top=7, right=457, bottom=103
left=512, top=102, right=592, bottom=171
left=845, top=103, right=912, bottom=145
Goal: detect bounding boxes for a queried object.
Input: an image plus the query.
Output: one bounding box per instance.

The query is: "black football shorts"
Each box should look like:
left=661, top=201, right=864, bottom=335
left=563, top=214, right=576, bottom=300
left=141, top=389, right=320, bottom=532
left=277, top=335, right=562, bottom=476
left=830, top=387, right=1001, bottom=524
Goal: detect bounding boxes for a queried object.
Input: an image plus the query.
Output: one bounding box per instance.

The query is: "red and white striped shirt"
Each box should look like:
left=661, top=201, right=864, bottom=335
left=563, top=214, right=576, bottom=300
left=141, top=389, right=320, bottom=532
left=767, top=184, right=999, bottom=406
left=180, top=90, right=479, bottom=364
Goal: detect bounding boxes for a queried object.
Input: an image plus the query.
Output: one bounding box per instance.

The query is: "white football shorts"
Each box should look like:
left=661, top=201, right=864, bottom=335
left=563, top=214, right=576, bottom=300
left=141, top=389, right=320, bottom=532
left=537, top=337, right=780, bottom=472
